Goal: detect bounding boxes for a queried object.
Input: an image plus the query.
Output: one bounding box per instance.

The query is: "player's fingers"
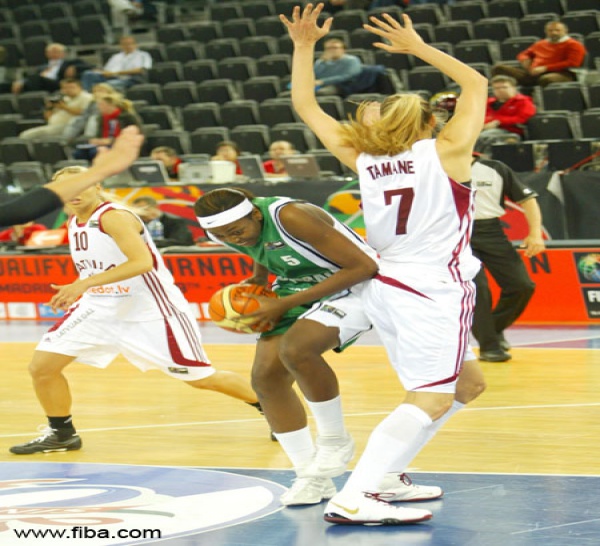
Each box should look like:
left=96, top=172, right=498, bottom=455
left=382, top=13, right=402, bottom=29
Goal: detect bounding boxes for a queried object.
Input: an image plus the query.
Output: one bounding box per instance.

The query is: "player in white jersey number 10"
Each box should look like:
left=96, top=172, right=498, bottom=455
left=10, top=167, right=265, bottom=455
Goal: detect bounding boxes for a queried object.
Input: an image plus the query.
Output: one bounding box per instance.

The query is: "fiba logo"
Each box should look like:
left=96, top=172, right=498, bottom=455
left=0, top=463, right=286, bottom=545
left=577, top=253, right=600, bottom=283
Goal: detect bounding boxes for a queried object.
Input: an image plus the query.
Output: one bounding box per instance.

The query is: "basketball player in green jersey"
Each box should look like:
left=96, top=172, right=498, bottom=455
left=195, top=188, right=445, bottom=507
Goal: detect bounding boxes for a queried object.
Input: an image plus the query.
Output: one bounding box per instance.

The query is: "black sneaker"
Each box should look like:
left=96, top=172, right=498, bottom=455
left=498, top=333, right=511, bottom=352
left=10, top=427, right=82, bottom=455
left=479, top=349, right=512, bottom=362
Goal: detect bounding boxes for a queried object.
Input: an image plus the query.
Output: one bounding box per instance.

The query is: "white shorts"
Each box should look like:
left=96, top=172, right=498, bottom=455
left=363, top=274, right=475, bottom=393
left=300, top=285, right=372, bottom=349
left=37, top=300, right=215, bottom=382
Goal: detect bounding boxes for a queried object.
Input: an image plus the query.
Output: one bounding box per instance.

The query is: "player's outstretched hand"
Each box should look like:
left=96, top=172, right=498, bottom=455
left=92, top=126, right=144, bottom=178
left=280, top=3, right=332, bottom=47
left=364, top=13, right=424, bottom=54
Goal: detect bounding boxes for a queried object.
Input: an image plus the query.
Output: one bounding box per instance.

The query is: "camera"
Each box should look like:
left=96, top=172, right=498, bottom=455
left=47, top=94, right=64, bottom=104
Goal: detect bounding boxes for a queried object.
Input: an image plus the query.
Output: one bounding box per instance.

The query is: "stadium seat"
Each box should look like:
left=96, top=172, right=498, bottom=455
left=181, top=103, right=222, bottom=132
left=220, top=100, right=260, bottom=129
left=488, top=0, right=525, bottom=19
left=524, top=0, right=565, bottom=15
left=240, top=36, right=278, bottom=59
left=258, top=98, right=297, bottom=127
left=196, top=80, right=238, bottom=105
left=448, top=1, right=488, bottom=23
left=189, top=127, right=230, bottom=155
left=230, top=125, right=270, bottom=155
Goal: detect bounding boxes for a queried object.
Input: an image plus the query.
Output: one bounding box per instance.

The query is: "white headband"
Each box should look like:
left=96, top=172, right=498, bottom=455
left=197, top=199, right=254, bottom=229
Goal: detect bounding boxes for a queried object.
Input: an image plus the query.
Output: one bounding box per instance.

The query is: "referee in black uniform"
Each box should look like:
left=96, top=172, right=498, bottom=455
left=470, top=154, right=545, bottom=362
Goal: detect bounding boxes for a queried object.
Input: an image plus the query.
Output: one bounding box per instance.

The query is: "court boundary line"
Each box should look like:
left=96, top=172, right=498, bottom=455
left=2, top=401, right=600, bottom=438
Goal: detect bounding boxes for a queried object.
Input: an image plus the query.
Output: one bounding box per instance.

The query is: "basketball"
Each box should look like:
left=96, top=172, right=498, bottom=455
left=208, top=283, right=279, bottom=334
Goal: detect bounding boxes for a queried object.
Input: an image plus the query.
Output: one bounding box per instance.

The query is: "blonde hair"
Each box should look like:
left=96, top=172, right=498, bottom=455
left=98, top=92, right=135, bottom=113
left=339, top=94, right=438, bottom=156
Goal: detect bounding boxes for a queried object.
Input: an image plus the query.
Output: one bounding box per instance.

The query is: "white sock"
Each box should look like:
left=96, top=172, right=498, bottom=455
left=305, top=395, right=347, bottom=438
left=385, top=400, right=465, bottom=477
left=273, top=426, right=315, bottom=470
left=340, top=404, right=432, bottom=495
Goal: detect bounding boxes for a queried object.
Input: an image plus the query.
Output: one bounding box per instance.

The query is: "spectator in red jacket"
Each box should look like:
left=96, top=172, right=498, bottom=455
left=263, top=140, right=296, bottom=177
left=476, top=75, right=537, bottom=155
left=150, top=146, right=183, bottom=180
left=492, top=21, right=586, bottom=87
left=0, top=222, right=47, bottom=245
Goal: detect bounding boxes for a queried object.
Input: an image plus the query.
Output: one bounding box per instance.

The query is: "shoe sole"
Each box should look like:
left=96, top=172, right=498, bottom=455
left=324, top=512, right=433, bottom=525
left=9, top=441, right=82, bottom=455
left=389, top=491, right=444, bottom=502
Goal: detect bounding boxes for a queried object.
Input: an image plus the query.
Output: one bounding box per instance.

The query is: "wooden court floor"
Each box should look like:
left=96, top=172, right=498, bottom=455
left=2, top=329, right=600, bottom=477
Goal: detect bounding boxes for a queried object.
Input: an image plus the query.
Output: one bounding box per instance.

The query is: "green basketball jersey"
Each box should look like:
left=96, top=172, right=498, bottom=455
left=215, top=196, right=376, bottom=336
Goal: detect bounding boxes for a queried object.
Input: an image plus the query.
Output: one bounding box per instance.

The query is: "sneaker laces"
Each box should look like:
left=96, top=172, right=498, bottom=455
left=364, top=491, right=395, bottom=504
left=29, top=425, right=56, bottom=444
left=399, top=473, right=413, bottom=487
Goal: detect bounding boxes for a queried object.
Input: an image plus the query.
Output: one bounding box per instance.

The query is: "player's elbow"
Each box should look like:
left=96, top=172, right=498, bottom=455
left=136, top=257, right=154, bottom=275
left=357, top=258, right=379, bottom=280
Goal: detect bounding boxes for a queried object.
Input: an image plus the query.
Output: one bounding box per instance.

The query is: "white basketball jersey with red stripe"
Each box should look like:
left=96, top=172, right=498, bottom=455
left=69, top=202, right=189, bottom=320
left=356, top=139, right=480, bottom=283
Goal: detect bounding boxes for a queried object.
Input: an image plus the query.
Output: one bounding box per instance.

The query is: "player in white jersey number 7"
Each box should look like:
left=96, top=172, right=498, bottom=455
left=10, top=168, right=266, bottom=455
left=282, top=4, right=489, bottom=525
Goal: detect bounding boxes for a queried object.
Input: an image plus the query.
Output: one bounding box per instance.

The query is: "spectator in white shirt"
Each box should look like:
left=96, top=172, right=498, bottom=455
left=81, top=36, right=152, bottom=92
left=20, top=79, right=93, bottom=140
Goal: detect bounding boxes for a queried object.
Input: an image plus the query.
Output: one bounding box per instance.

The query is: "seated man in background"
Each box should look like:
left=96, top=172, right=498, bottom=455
left=19, top=79, right=93, bottom=140
left=492, top=21, right=587, bottom=88
left=150, top=146, right=183, bottom=181
left=81, top=36, right=152, bottom=92
left=212, top=140, right=242, bottom=175
left=263, top=140, right=296, bottom=177
left=314, top=38, right=362, bottom=95
left=132, top=196, right=194, bottom=247
left=0, top=43, right=91, bottom=95
left=476, top=75, right=536, bottom=155
left=281, top=37, right=362, bottom=97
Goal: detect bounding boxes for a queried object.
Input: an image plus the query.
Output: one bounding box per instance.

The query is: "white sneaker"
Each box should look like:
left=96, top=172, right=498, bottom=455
left=324, top=491, right=433, bottom=525
left=301, top=433, right=355, bottom=478
left=280, top=477, right=337, bottom=506
left=379, top=473, right=443, bottom=502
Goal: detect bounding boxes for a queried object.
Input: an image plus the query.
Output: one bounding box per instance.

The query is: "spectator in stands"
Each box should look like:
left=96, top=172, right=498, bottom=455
left=476, top=75, right=537, bottom=155
left=281, top=38, right=362, bottom=97
left=20, top=79, right=93, bottom=140
left=0, top=43, right=92, bottom=95
left=263, top=140, right=296, bottom=177
left=492, top=21, right=587, bottom=88
left=63, top=83, right=120, bottom=146
left=212, top=141, right=242, bottom=175
left=0, top=221, right=47, bottom=246
left=150, top=146, right=183, bottom=181
left=109, top=0, right=158, bottom=29
left=131, top=196, right=194, bottom=247
left=314, top=38, right=363, bottom=95
left=80, top=36, right=153, bottom=92
left=72, top=94, right=141, bottom=161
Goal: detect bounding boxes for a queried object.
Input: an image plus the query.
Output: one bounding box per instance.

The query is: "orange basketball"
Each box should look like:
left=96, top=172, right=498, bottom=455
left=208, top=283, right=279, bottom=334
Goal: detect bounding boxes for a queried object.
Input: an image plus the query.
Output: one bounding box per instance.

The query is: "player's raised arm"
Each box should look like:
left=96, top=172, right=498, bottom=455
left=281, top=3, right=359, bottom=171
left=365, top=13, right=488, bottom=180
